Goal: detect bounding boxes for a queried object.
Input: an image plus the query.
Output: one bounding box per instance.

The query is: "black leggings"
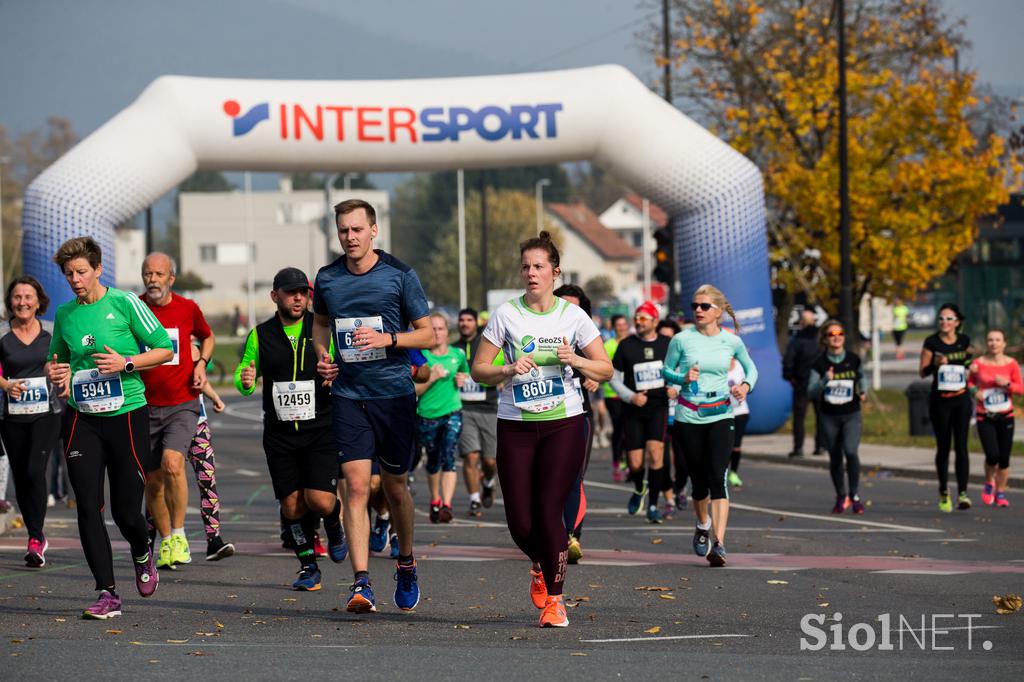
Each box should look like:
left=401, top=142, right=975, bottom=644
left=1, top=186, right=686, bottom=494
left=0, top=414, right=60, bottom=541
left=929, top=395, right=972, bottom=493
left=667, top=419, right=689, bottom=494
left=562, top=414, right=593, bottom=539
left=497, top=414, right=587, bottom=597
left=63, top=407, right=155, bottom=591
left=731, top=413, right=749, bottom=472
left=606, top=398, right=625, bottom=466
left=673, top=419, right=734, bottom=501
left=977, top=416, right=1014, bottom=470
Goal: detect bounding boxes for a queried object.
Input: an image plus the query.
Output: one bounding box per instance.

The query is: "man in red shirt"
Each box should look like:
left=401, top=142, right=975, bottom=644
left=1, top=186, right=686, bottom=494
left=140, top=252, right=216, bottom=568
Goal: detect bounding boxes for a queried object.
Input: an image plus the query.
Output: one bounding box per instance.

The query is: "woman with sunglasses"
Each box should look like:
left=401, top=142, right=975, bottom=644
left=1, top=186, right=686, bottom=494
left=663, top=285, right=757, bottom=567
left=968, top=329, right=1022, bottom=507
left=807, top=320, right=867, bottom=514
left=919, top=303, right=972, bottom=512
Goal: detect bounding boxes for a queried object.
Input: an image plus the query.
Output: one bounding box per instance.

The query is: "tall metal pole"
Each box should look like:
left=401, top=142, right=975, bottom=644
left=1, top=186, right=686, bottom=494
left=457, top=169, right=467, bottom=309
left=145, top=206, right=153, bottom=254
left=0, top=156, right=8, bottom=294
left=244, top=171, right=256, bottom=333
left=535, top=178, right=551, bottom=234
left=641, top=198, right=651, bottom=299
left=837, top=0, right=855, bottom=350
left=479, top=172, right=489, bottom=311
left=661, top=0, right=678, bottom=314
left=323, top=172, right=340, bottom=259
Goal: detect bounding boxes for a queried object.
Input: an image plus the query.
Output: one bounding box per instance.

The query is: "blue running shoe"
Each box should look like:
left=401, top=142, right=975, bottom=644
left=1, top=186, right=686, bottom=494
left=707, top=541, right=727, bottom=567
left=388, top=533, right=399, bottom=559
left=693, top=526, right=710, bottom=557
left=292, top=565, right=322, bottom=591
left=326, top=525, right=348, bottom=564
left=646, top=505, right=663, bottom=524
left=394, top=561, right=420, bottom=611
left=369, top=515, right=391, bottom=554
left=346, top=577, right=376, bottom=613
left=627, top=485, right=648, bottom=516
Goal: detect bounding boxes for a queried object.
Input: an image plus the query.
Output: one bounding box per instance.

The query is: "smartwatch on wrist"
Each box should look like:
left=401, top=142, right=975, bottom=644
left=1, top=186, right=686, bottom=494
left=124, top=356, right=136, bottom=374
left=390, top=332, right=398, bottom=348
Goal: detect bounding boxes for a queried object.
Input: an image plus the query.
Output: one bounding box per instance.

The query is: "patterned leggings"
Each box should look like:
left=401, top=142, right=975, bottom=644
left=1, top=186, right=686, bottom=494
left=188, top=420, right=222, bottom=542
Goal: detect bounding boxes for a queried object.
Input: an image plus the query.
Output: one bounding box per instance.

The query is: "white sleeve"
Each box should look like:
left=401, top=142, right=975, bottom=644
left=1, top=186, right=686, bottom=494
left=482, top=305, right=507, bottom=350
left=574, top=308, right=601, bottom=349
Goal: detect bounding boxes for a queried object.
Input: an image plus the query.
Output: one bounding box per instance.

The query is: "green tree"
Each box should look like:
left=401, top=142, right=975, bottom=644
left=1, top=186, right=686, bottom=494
left=173, top=269, right=211, bottom=292
left=583, top=274, right=615, bottom=304
left=288, top=172, right=376, bottom=191
left=178, top=171, right=234, bottom=193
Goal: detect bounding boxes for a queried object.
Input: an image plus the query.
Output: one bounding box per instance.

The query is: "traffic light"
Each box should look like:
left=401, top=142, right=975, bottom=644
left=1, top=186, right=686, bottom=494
left=652, top=226, right=675, bottom=284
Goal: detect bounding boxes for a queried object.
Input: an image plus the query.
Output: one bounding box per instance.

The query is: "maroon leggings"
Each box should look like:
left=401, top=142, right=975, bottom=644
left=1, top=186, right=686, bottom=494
left=496, top=414, right=587, bottom=597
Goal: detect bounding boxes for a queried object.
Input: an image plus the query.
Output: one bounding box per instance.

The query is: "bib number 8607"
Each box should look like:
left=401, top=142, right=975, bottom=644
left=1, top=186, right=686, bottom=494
left=520, top=379, right=556, bottom=399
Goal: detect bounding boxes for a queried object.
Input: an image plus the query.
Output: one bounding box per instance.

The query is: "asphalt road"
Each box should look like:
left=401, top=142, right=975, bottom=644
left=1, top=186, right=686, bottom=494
left=2, top=395, right=1022, bottom=680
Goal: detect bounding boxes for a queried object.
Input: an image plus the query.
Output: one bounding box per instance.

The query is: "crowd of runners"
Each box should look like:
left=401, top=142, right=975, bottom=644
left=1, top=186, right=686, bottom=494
left=0, top=198, right=1020, bottom=627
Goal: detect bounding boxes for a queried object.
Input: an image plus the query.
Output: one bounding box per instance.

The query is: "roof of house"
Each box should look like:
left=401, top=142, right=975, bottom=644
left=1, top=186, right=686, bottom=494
left=623, top=192, right=669, bottom=228
left=547, top=201, right=640, bottom=260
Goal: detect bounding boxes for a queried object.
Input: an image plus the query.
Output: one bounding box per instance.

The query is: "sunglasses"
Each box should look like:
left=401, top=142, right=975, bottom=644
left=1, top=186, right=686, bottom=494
left=828, top=329, right=845, bottom=337
left=690, top=302, right=720, bottom=312
left=938, top=316, right=958, bottom=322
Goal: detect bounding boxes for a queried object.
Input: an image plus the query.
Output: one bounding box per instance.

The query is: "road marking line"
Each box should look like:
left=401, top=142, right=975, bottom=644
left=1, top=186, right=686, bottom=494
left=130, top=642, right=363, bottom=649
left=222, top=404, right=263, bottom=422
left=581, top=634, right=752, bottom=643
left=871, top=569, right=970, bottom=575
left=728, top=502, right=942, bottom=533
left=234, top=468, right=262, bottom=477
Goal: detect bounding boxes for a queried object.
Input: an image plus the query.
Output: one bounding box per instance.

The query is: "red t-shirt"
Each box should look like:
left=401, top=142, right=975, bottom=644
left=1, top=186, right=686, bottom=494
left=139, top=293, right=212, bottom=406
left=968, top=358, right=1024, bottom=417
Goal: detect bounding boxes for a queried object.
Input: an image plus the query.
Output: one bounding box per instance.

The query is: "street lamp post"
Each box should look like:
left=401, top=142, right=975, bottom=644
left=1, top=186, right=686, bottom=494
left=535, top=178, right=551, bottom=234
left=343, top=172, right=359, bottom=191
left=837, top=0, right=855, bottom=349
left=0, top=156, right=9, bottom=301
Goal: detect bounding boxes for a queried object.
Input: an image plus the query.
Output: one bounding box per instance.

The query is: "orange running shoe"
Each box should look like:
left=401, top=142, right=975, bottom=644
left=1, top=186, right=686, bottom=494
left=539, top=595, right=568, bottom=628
left=530, top=568, right=547, bottom=609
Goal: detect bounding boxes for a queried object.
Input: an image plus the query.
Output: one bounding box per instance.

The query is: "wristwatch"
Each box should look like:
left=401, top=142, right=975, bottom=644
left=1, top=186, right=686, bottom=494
left=390, top=332, right=398, bottom=348
left=124, top=356, right=136, bottom=374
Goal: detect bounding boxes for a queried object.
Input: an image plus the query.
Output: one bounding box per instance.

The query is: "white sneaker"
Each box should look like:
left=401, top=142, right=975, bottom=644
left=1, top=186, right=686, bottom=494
left=47, top=494, right=56, bottom=508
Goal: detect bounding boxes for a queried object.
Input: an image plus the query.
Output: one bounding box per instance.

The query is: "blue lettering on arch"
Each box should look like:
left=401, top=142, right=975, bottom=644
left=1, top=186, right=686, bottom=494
left=419, top=103, right=562, bottom=142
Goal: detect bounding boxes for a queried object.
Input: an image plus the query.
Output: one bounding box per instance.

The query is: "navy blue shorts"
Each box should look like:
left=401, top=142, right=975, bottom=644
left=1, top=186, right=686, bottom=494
left=332, top=393, right=416, bottom=475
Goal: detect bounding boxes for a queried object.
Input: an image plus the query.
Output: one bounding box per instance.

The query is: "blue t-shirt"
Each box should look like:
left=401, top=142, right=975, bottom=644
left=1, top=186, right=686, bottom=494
left=312, top=250, right=430, bottom=400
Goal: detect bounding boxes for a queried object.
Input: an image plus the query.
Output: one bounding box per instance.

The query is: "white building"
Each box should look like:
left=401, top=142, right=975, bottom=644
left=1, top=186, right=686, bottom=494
left=599, top=192, right=669, bottom=249
left=544, top=201, right=639, bottom=296
left=178, top=183, right=390, bottom=317
left=114, top=224, right=146, bottom=293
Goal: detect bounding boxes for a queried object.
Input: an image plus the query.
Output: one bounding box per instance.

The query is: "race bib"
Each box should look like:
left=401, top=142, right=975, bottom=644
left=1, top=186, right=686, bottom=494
left=982, top=388, right=1012, bottom=414
left=140, top=327, right=179, bottom=365
left=271, top=380, right=315, bottom=421
left=7, top=376, right=50, bottom=416
left=512, top=365, right=566, bottom=414
left=824, top=379, right=855, bottom=405
left=937, top=364, right=966, bottom=391
left=334, top=316, right=386, bottom=363
left=633, top=360, right=664, bottom=391
left=71, top=369, right=124, bottom=414
left=459, top=377, right=486, bottom=402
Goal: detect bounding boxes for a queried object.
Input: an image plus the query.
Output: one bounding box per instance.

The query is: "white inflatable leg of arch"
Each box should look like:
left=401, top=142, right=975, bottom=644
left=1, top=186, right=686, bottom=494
left=21, top=65, right=790, bottom=432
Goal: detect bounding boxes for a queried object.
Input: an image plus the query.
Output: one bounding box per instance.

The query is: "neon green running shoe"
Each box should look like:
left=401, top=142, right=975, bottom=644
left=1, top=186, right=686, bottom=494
left=156, top=537, right=173, bottom=569
left=727, top=471, right=744, bottom=488
left=170, top=534, right=192, bottom=565
left=957, top=492, right=972, bottom=510
left=938, top=492, right=952, bottom=513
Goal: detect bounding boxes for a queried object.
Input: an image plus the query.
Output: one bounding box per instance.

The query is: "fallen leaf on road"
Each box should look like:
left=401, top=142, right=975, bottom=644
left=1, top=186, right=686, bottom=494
left=130, top=642, right=142, bottom=645
left=634, top=586, right=671, bottom=591
left=644, top=626, right=661, bottom=634
left=282, top=598, right=297, bottom=602
left=650, top=537, right=663, bottom=545
left=195, top=632, right=217, bottom=637
left=510, top=636, right=524, bottom=640
left=187, top=651, right=209, bottom=656
left=818, top=603, right=830, bottom=608
left=679, top=577, right=689, bottom=582
left=166, top=639, right=189, bottom=644
left=455, top=624, right=471, bottom=629
left=11, top=639, right=23, bottom=644
left=11, top=517, right=23, bottom=529
left=993, top=594, right=1022, bottom=615
left=572, top=596, right=591, bottom=602
left=214, top=622, right=225, bottom=629
left=105, top=629, right=122, bottom=635
left=766, top=580, right=788, bottom=585
left=54, top=618, right=66, bottom=622
left=570, top=652, right=588, bottom=656
left=658, top=594, right=676, bottom=600
left=148, top=660, right=160, bottom=664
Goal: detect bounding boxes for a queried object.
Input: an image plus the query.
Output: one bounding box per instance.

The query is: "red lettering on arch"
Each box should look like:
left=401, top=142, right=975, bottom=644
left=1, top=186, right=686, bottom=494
left=293, top=104, right=324, bottom=141
left=325, top=106, right=353, bottom=141
left=279, top=104, right=288, bottom=138
left=357, top=107, right=384, bottom=142
left=388, top=107, right=418, bottom=143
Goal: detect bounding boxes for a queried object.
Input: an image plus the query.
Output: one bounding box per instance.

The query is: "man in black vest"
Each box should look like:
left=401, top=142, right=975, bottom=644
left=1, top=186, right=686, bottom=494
left=235, top=267, right=346, bottom=591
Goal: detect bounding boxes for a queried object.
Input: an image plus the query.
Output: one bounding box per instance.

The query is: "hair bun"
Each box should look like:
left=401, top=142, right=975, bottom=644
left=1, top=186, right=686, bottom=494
left=538, top=230, right=552, bottom=241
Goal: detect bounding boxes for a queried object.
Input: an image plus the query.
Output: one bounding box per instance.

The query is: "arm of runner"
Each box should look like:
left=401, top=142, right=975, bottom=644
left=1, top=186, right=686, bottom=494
left=124, top=296, right=174, bottom=369
left=733, top=336, right=758, bottom=394
left=662, top=334, right=688, bottom=386
left=609, top=369, right=636, bottom=402
left=1010, top=361, right=1024, bottom=397
left=471, top=337, right=513, bottom=385
left=312, top=313, right=338, bottom=386
left=191, top=301, right=215, bottom=390
left=806, top=368, right=825, bottom=399
left=234, top=328, right=259, bottom=396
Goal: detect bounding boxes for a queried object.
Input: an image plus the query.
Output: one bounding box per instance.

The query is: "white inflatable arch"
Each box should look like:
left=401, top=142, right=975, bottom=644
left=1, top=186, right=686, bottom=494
left=21, top=65, right=789, bottom=431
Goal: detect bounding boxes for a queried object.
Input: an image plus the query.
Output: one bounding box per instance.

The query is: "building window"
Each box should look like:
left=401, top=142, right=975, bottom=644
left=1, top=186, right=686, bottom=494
left=199, top=243, right=255, bottom=265
left=199, top=244, right=217, bottom=263
left=632, top=231, right=643, bottom=247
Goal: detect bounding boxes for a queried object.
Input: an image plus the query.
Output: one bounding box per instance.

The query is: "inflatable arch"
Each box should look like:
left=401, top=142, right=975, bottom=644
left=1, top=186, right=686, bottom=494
left=21, top=65, right=790, bottom=432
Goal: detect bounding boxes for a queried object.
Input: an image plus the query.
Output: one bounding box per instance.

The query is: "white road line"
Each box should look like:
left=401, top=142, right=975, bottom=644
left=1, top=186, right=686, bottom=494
left=132, top=642, right=362, bottom=649
left=234, top=468, right=262, bottom=478
left=871, top=569, right=970, bottom=576
left=222, top=404, right=263, bottom=422
left=581, top=634, right=752, bottom=643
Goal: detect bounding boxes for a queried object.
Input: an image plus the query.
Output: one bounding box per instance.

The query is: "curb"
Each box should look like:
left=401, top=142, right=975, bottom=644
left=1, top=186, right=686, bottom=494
left=743, top=452, right=1024, bottom=488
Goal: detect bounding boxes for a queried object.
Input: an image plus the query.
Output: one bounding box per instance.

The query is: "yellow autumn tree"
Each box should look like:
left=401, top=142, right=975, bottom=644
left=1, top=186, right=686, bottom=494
left=651, top=0, right=1020, bottom=308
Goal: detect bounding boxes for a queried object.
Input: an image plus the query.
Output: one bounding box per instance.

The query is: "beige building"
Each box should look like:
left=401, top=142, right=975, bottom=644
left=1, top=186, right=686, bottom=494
left=544, top=201, right=639, bottom=295
left=178, top=183, right=390, bottom=317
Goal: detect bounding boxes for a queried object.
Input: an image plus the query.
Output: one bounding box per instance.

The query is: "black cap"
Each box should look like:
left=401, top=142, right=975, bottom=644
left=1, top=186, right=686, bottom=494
left=273, top=267, right=311, bottom=292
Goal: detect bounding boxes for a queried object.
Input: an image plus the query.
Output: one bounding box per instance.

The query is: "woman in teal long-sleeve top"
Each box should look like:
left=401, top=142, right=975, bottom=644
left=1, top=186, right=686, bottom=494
left=663, top=284, right=757, bottom=567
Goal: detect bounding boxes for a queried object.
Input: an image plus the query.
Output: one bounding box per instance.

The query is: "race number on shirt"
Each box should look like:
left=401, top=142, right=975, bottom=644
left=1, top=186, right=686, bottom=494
left=140, top=327, right=179, bottom=366
left=7, top=376, right=49, bottom=416
left=633, top=360, right=665, bottom=391
left=334, top=316, right=386, bottom=363
left=937, top=364, right=967, bottom=392
left=824, top=379, right=855, bottom=405
left=71, top=369, right=125, bottom=414
left=981, top=388, right=1012, bottom=414
left=271, top=380, right=315, bottom=421
left=459, top=377, right=486, bottom=402
left=511, top=365, right=567, bottom=414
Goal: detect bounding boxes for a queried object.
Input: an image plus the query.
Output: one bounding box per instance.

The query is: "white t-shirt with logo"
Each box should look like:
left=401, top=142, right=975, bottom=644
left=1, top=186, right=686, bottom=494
left=483, top=296, right=601, bottom=422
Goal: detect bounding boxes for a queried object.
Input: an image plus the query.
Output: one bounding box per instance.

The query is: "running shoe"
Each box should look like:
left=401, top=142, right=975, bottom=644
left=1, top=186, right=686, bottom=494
left=25, top=536, right=47, bottom=568
left=728, top=471, right=744, bottom=488
left=612, top=466, right=625, bottom=483
left=156, top=536, right=174, bottom=569
left=938, top=491, right=952, bottom=513
left=0, top=499, right=10, bottom=513
left=82, top=591, right=122, bottom=620
left=134, top=553, right=158, bottom=597
left=326, top=525, right=348, bottom=563
left=467, top=500, right=483, bottom=518
left=692, top=526, right=710, bottom=557
left=957, top=492, right=972, bottom=510
left=313, top=531, right=328, bottom=558
left=393, top=561, right=420, bottom=611
left=851, top=496, right=866, bottom=515
left=388, top=533, right=399, bottom=559
left=707, top=541, right=727, bottom=567
left=662, top=501, right=676, bottom=520
left=529, top=568, right=547, bottom=609
left=292, top=564, right=322, bottom=591
left=205, top=537, right=236, bottom=561
left=675, top=491, right=688, bottom=509
left=438, top=504, right=454, bottom=524
left=812, top=447, right=826, bottom=457
left=831, top=495, right=851, bottom=514
left=170, top=534, right=192, bottom=565
left=539, top=595, right=569, bottom=628
left=995, top=492, right=1010, bottom=508
left=627, top=485, right=648, bottom=516
left=981, top=483, right=995, bottom=506
left=646, top=505, right=663, bottom=524
left=567, top=535, right=583, bottom=565
left=787, top=450, right=804, bottom=459
left=481, top=483, right=495, bottom=508
left=346, top=577, right=377, bottom=613
left=369, top=515, right=391, bottom=553
left=429, top=501, right=442, bottom=524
